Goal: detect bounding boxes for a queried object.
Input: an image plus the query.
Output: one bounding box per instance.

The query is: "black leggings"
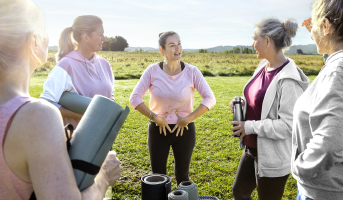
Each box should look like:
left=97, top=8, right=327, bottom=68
left=232, top=146, right=289, bottom=200
left=148, top=122, right=195, bottom=185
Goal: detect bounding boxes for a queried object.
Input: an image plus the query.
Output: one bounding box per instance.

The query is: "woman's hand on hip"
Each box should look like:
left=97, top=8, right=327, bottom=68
left=151, top=113, right=172, bottom=136
left=231, top=121, right=246, bottom=139
left=172, top=112, right=191, bottom=137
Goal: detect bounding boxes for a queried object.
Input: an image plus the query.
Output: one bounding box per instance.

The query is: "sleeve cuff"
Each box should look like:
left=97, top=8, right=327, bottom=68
left=130, top=99, right=144, bottom=110
left=244, top=121, right=254, bottom=135
left=201, top=99, right=216, bottom=110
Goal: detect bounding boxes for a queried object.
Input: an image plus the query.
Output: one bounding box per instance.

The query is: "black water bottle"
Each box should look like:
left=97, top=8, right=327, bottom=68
left=233, top=96, right=243, bottom=137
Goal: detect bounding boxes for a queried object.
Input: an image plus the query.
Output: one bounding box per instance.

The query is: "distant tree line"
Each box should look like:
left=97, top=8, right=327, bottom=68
left=102, top=36, right=129, bottom=51
left=197, top=47, right=256, bottom=54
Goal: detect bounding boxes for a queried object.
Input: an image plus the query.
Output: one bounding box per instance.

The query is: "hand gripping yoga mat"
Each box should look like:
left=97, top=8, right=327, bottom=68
left=59, top=92, right=92, bottom=114
left=141, top=174, right=172, bottom=200
left=68, top=95, right=130, bottom=191
left=176, top=181, right=198, bottom=200
left=168, top=190, right=188, bottom=200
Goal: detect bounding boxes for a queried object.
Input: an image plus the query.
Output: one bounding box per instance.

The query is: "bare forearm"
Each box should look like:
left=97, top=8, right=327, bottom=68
left=135, top=103, right=153, bottom=119
left=81, top=175, right=109, bottom=200
left=187, top=104, right=209, bottom=121
left=59, top=106, right=83, bottom=120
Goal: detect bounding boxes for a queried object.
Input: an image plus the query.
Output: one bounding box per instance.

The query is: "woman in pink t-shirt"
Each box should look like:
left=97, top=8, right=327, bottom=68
left=230, top=19, right=309, bottom=200
left=40, top=15, right=115, bottom=128
left=129, top=31, right=216, bottom=185
left=0, top=1, right=120, bottom=199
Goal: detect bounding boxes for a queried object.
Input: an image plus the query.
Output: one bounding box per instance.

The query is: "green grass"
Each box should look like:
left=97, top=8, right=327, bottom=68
left=34, top=51, right=325, bottom=79
left=29, top=75, right=316, bottom=200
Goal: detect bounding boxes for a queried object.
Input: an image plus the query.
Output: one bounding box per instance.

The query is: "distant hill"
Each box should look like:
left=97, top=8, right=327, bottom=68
left=48, top=44, right=317, bottom=54
left=124, top=47, right=158, bottom=51
left=284, top=44, right=318, bottom=55
left=48, top=46, right=58, bottom=50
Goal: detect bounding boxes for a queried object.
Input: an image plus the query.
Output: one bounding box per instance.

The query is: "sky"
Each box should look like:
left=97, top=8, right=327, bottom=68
left=31, top=0, right=316, bottom=49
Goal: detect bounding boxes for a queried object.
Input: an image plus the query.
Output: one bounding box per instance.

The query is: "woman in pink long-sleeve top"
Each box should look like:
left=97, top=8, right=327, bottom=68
left=129, top=31, right=216, bottom=185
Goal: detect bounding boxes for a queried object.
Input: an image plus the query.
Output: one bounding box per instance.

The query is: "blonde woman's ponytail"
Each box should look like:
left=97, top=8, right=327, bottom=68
left=55, top=15, right=103, bottom=62
left=56, top=27, right=75, bottom=62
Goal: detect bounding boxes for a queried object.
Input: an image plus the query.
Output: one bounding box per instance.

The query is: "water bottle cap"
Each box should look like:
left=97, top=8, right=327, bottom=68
left=234, top=96, right=241, bottom=103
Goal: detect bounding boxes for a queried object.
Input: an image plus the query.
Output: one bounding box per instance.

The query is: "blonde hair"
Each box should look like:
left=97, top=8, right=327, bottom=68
left=0, top=0, right=46, bottom=73
left=56, top=15, right=103, bottom=62
left=312, top=0, right=343, bottom=41
left=255, top=18, right=298, bottom=50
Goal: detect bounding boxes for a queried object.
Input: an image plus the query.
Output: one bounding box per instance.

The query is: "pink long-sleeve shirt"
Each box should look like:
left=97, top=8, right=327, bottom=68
left=129, top=62, right=216, bottom=124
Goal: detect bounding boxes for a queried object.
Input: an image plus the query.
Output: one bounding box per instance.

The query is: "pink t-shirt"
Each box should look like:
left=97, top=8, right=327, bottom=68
left=0, top=96, right=33, bottom=200
left=129, top=62, right=216, bottom=124
left=243, top=60, right=289, bottom=148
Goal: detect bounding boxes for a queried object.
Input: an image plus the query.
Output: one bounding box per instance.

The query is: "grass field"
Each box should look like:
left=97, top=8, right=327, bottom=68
left=29, top=69, right=316, bottom=199
left=35, top=51, right=325, bottom=79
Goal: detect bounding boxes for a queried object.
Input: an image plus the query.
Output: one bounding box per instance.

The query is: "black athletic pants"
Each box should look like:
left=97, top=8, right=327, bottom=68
left=148, top=122, right=195, bottom=185
left=232, top=146, right=289, bottom=200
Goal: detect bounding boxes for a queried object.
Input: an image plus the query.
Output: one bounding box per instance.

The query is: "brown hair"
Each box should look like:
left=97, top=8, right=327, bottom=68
left=56, top=15, right=103, bottom=62
left=312, top=0, right=343, bottom=41
left=255, top=18, right=298, bottom=51
left=158, top=31, right=180, bottom=49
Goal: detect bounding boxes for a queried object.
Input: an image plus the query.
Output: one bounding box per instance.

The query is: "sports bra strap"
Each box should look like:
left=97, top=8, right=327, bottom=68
left=159, top=61, right=185, bottom=71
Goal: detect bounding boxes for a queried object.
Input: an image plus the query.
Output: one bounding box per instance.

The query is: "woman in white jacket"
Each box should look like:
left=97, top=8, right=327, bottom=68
left=292, top=0, right=343, bottom=199
left=230, top=18, right=309, bottom=200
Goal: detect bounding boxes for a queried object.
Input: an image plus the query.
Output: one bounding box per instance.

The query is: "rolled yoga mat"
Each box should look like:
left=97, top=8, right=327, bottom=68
left=168, top=190, right=188, bottom=200
left=141, top=174, right=172, bottom=200
left=59, top=92, right=92, bottom=114
left=176, top=181, right=198, bottom=200
left=68, top=95, right=130, bottom=191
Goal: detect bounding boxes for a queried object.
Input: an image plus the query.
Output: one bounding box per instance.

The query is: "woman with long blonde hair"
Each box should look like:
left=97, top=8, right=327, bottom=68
left=40, top=15, right=115, bottom=128
left=0, top=0, right=120, bottom=199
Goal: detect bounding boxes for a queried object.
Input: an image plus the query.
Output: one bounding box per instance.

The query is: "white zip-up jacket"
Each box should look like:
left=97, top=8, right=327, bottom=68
left=292, top=50, right=343, bottom=200
left=240, top=58, right=309, bottom=178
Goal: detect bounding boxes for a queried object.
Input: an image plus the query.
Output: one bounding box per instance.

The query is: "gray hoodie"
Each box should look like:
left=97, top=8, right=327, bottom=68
left=241, top=58, right=309, bottom=178
left=292, top=50, right=343, bottom=200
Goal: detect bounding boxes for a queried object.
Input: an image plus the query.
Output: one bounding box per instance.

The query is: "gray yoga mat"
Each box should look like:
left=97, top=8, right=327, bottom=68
left=168, top=190, right=188, bottom=200
left=176, top=181, right=198, bottom=200
left=59, top=92, right=92, bottom=114
left=68, top=95, right=130, bottom=191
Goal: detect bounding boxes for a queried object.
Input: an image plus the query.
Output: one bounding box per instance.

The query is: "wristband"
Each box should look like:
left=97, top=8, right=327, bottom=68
left=150, top=113, right=157, bottom=121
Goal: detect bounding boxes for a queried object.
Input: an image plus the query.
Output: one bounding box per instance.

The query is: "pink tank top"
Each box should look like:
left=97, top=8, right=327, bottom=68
left=0, top=96, right=33, bottom=200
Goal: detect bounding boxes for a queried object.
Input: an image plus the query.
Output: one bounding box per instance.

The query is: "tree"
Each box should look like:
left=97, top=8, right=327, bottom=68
left=198, top=49, right=208, bottom=53
left=102, top=37, right=116, bottom=51
left=232, top=47, right=240, bottom=54
left=297, top=49, right=304, bottom=55
left=110, top=36, right=129, bottom=51
left=102, top=41, right=111, bottom=51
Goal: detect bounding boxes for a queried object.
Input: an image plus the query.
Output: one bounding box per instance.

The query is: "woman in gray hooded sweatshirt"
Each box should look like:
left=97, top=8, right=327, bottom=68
left=230, top=18, right=309, bottom=200
left=292, top=0, right=343, bottom=199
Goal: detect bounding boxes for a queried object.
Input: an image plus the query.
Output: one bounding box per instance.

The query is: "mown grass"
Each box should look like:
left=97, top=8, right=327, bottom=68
left=34, top=51, right=325, bottom=79
left=29, top=74, right=316, bottom=200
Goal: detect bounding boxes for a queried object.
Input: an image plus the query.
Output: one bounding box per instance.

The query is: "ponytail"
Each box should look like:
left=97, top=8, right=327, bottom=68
left=55, top=15, right=103, bottom=62
left=56, top=27, right=75, bottom=62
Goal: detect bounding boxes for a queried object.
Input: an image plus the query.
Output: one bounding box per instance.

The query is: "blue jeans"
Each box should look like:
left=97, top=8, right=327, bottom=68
left=296, top=189, right=313, bottom=200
